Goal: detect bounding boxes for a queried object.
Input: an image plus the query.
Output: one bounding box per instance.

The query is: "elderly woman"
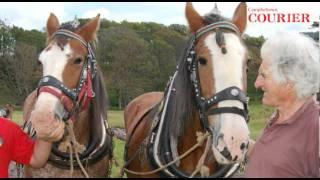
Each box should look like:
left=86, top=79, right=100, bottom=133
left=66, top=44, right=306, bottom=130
left=244, top=32, right=320, bottom=177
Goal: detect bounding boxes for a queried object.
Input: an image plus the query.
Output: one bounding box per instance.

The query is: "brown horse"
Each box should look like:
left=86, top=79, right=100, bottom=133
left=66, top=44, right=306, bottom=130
left=124, top=2, right=250, bottom=178
left=21, top=13, right=113, bottom=177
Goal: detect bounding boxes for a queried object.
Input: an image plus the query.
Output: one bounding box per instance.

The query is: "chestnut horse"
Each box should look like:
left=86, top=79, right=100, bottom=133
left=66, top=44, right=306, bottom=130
left=20, top=13, right=113, bottom=177
left=124, top=2, right=250, bottom=178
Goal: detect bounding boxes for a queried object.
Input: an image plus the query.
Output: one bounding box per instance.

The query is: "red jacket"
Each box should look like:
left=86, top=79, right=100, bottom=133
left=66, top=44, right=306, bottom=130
left=0, top=117, right=35, bottom=178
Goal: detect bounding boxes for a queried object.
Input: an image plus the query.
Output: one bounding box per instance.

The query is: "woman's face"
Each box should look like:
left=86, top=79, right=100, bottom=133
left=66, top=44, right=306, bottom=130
left=254, top=59, right=294, bottom=108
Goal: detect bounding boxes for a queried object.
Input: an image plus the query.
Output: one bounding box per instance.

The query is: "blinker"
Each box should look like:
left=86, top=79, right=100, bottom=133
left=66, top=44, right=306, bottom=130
left=231, top=89, right=239, bottom=96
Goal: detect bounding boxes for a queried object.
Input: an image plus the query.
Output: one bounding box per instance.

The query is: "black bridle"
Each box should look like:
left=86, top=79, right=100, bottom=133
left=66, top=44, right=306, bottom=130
left=186, top=21, right=249, bottom=133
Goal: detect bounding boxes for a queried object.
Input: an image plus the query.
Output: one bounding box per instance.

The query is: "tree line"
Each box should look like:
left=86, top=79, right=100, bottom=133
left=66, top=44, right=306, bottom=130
left=0, top=18, right=265, bottom=109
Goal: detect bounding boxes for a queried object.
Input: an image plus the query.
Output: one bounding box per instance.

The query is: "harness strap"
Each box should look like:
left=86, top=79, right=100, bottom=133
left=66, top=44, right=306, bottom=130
left=206, top=107, right=248, bottom=120
left=203, top=86, right=248, bottom=108
left=38, top=75, right=77, bottom=101
left=38, top=86, right=74, bottom=113
left=196, top=21, right=241, bottom=39
left=53, top=29, right=88, bottom=48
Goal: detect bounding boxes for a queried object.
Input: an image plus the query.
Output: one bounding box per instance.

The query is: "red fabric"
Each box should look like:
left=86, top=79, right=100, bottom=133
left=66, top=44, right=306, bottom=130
left=78, top=71, right=94, bottom=111
left=39, top=86, right=74, bottom=112
left=0, top=117, right=35, bottom=178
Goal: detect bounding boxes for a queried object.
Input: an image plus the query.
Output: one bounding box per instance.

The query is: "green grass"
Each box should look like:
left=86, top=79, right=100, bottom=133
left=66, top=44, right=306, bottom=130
left=12, top=111, right=23, bottom=125
left=108, top=110, right=124, bottom=128
left=110, top=139, right=126, bottom=178
left=248, top=102, right=274, bottom=139
left=11, top=103, right=273, bottom=177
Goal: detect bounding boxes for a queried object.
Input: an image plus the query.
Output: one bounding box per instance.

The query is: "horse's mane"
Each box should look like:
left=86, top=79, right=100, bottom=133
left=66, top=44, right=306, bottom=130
left=168, top=37, right=196, bottom=138
left=89, top=68, right=111, bottom=150
left=203, top=13, right=229, bottom=25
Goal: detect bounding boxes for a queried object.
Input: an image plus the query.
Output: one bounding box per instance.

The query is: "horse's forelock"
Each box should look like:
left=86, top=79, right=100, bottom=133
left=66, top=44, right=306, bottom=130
left=203, top=13, right=229, bottom=25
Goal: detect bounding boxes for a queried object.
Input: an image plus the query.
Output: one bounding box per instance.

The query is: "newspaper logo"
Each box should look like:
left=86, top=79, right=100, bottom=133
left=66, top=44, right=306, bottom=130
left=248, top=7, right=310, bottom=23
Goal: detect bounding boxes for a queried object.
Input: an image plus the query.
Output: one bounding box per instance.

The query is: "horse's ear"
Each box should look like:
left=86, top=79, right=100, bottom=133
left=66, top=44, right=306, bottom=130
left=185, top=2, right=205, bottom=33
left=232, top=2, right=247, bottom=34
left=77, top=14, right=100, bottom=42
left=46, top=13, right=60, bottom=38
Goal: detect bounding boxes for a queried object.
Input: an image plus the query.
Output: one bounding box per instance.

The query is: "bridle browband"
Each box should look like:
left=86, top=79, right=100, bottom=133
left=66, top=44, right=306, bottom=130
left=146, top=21, right=249, bottom=178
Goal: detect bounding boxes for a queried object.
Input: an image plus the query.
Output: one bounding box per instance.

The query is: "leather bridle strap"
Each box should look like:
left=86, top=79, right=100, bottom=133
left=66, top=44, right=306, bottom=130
left=206, top=107, right=248, bottom=120
left=38, top=75, right=77, bottom=101
left=53, top=29, right=88, bottom=48
left=195, top=21, right=241, bottom=39
left=38, top=86, right=74, bottom=114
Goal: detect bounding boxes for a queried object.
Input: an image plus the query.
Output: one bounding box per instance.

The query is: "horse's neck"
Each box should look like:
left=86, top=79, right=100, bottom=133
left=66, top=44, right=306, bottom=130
left=73, top=109, right=90, bottom=145
left=176, top=112, right=216, bottom=172
left=177, top=113, right=203, bottom=152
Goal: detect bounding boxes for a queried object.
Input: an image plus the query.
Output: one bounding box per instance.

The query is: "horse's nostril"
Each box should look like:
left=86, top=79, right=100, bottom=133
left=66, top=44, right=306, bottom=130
left=240, top=142, right=246, bottom=150
left=217, top=133, right=224, bottom=140
left=233, top=155, right=238, bottom=161
left=220, top=147, right=232, bottom=161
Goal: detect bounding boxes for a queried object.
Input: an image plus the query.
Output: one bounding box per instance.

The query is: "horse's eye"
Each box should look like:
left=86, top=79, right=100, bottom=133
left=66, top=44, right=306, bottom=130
left=198, top=57, right=207, bottom=65
left=74, top=58, right=83, bottom=65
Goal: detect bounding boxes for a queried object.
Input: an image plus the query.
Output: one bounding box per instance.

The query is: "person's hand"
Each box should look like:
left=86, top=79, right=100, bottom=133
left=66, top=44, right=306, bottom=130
left=31, top=111, right=66, bottom=142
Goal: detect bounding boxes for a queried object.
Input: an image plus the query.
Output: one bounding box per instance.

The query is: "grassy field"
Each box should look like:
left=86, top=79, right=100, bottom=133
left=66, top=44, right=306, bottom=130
left=11, top=103, right=273, bottom=178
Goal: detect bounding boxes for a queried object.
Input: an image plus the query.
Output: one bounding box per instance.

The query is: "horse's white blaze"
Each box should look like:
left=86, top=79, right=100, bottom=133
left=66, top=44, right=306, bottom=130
left=39, top=42, right=72, bottom=80
left=205, top=33, right=245, bottom=109
left=35, top=42, right=72, bottom=111
left=205, top=33, right=249, bottom=163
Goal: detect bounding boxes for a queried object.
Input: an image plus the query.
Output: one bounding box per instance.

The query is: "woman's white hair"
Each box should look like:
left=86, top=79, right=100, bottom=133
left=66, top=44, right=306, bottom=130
left=261, top=32, right=320, bottom=99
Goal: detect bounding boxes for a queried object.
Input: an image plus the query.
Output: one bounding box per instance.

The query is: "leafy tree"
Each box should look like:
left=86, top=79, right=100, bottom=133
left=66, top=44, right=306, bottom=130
left=10, top=26, right=46, bottom=53
left=0, top=19, right=15, bottom=57
left=0, top=41, right=39, bottom=102
left=168, top=24, right=189, bottom=36
left=97, top=26, right=158, bottom=109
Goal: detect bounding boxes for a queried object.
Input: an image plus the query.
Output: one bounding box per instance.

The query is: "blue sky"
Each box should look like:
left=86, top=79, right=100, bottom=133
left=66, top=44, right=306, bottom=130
left=0, top=2, right=319, bottom=38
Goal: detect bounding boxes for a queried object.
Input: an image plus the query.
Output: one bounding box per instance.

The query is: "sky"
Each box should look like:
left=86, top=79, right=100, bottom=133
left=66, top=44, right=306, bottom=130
left=0, top=2, right=319, bottom=38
